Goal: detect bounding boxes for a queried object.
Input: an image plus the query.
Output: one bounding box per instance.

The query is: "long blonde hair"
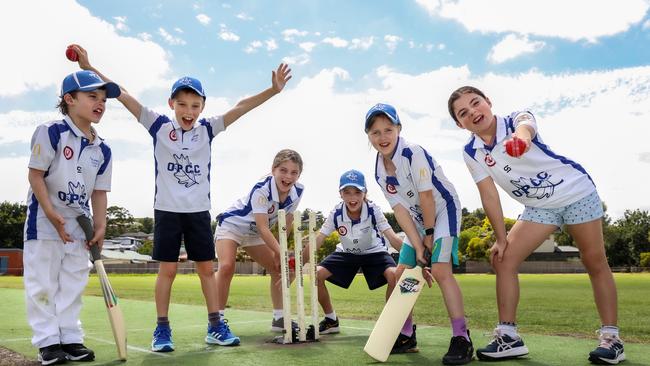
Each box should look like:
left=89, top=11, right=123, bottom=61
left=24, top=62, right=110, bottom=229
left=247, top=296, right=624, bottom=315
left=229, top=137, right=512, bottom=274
left=272, top=149, right=303, bottom=173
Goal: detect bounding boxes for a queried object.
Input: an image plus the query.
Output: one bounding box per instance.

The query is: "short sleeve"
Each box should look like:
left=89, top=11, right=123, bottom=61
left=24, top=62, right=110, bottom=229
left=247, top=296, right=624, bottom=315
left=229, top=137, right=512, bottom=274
left=94, top=143, right=112, bottom=191
left=319, top=208, right=336, bottom=236
left=251, top=189, right=271, bottom=214
left=28, top=125, right=56, bottom=171
left=463, top=150, right=490, bottom=183
left=370, top=203, right=391, bottom=232
left=411, top=146, right=435, bottom=193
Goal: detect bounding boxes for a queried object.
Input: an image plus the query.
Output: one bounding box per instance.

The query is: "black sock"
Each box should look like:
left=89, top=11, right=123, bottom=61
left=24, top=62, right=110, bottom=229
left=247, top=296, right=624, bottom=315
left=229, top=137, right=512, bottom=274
left=157, top=317, right=170, bottom=327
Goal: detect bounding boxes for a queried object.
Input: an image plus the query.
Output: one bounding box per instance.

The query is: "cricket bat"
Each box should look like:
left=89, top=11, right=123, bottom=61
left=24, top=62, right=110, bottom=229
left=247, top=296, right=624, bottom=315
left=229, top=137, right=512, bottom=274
left=364, top=266, right=425, bottom=362
left=76, top=215, right=127, bottom=361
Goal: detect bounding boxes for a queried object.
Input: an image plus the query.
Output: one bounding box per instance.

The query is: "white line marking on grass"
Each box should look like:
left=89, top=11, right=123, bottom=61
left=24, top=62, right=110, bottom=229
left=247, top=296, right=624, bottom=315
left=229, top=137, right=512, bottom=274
left=0, top=337, right=32, bottom=342
left=85, top=335, right=170, bottom=357
left=125, top=319, right=269, bottom=332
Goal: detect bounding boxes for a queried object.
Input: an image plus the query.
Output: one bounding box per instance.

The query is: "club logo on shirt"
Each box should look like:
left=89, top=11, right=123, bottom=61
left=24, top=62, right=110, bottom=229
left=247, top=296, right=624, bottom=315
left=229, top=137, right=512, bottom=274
left=386, top=184, right=397, bottom=194
left=57, top=181, right=89, bottom=214
left=399, top=277, right=421, bottom=294
left=484, top=153, right=496, bottom=167
left=167, top=154, right=201, bottom=187
left=268, top=205, right=275, bottom=214
left=337, top=226, right=348, bottom=236
left=169, top=130, right=177, bottom=141
left=510, top=171, right=564, bottom=200
left=63, top=146, right=74, bottom=160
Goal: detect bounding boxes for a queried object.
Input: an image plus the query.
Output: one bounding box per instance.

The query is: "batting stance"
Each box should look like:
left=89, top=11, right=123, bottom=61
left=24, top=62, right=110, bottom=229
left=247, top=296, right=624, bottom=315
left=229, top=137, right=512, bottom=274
left=301, top=170, right=408, bottom=336
left=23, top=70, right=120, bottom=364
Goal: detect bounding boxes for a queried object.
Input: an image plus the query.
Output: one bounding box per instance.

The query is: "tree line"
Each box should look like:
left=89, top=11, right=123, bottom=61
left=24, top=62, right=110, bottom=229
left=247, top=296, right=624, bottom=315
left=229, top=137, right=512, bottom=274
left=1, top=201, right=649, bottom=268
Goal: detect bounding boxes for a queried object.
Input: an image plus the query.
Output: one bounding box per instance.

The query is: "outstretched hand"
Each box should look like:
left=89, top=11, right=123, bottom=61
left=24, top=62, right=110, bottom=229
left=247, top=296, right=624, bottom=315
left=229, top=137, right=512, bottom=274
left=271, top=63, right=292, bottom=93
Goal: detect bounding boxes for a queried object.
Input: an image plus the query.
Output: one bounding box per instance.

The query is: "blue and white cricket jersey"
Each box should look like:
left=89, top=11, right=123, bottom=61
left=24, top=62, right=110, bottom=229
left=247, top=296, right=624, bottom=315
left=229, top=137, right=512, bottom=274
left=320, top=200, right=392, bottom=255
left=24, top=117, right=112, bottom=241
left=217, top=176, right=304, bottom=235
left=139, top=107, right=225, bottom=213
left=463, top=111, right=595, bottom=208
left=375, top=137, right=461, bottom=239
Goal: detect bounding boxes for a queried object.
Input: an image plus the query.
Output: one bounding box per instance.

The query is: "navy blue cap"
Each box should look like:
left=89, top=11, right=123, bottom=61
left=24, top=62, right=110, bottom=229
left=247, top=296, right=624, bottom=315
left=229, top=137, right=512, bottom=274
left=339, top=169, right=366, bottom=192
left=60, top=70, right=120, bottom=98
left=364, top=103, right=400, bottom=132
left=171, top=76, right=205, bottom=98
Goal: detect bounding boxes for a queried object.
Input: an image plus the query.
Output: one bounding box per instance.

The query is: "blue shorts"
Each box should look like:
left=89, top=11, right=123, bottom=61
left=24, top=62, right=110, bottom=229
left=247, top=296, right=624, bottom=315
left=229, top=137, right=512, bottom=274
left=399, top=237, right=459, bottom=266
left=519, top=190, right=603, bottom=228
left=319, top=251, right=396, bottom=290
left=153, top=209, right=215, bottom=262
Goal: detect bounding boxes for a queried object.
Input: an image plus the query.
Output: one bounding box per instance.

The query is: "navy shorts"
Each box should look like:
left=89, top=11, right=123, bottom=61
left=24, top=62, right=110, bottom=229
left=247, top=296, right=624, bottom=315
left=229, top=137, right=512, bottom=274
left=319, top=251, right=396, bottom=290
left=153, top=209, right=215, bottom=262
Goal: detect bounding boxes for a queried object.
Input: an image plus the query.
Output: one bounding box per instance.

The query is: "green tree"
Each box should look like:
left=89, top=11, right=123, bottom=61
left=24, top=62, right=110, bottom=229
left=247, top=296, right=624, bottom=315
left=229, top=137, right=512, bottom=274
left=318, top=232, right=339, bottom=262
left=0, top=201, right=27, bottom=248
left=459, top=226, right=481, bottom=255
left=137, top=239, right=153, bottom=256
left=136, top=217, right=154, bottom=233
left=461, top=208, right=485, bottom=231
left=605, top=209, right=650, bottom=267
left=106, top=206, right=135, bottom=238
left=466, top=237, right=490, bottom=260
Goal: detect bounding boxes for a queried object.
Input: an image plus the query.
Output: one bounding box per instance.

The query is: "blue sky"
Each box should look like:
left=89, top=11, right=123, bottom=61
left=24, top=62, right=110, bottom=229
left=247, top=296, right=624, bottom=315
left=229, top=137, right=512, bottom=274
left=2, top=0, right=650, bottom=220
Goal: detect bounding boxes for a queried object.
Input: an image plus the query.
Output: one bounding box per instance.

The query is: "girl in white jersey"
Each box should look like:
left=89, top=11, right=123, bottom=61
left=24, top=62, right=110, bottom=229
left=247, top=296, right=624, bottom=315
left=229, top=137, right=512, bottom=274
left=301, top=169, right=407, bottom=336
left=365, top=103, right=474, bottom=365
left=214, top=149, right=304, bottom=340
left=449, top=86, right=623, bottom=365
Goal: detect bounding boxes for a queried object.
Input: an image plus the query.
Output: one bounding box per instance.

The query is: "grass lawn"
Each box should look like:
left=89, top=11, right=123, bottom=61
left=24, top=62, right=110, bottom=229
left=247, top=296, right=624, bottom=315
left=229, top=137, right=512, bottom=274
left=1, top=273, right=648, bottom=365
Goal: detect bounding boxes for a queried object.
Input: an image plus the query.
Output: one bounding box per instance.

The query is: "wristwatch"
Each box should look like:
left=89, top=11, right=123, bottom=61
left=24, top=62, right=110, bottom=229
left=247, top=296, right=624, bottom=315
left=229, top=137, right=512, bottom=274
left=424, top=227, right=434, bottom=236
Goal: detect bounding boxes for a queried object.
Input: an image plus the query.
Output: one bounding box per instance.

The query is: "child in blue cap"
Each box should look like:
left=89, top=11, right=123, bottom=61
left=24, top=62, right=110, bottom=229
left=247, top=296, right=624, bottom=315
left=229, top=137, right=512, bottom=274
left=24, top=68, right=120, bottom=365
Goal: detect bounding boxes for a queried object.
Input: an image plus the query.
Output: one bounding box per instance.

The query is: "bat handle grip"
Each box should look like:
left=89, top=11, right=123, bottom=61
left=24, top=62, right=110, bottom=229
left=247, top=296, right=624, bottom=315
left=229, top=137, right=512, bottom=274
left=89, top=244, right=102, bottom=262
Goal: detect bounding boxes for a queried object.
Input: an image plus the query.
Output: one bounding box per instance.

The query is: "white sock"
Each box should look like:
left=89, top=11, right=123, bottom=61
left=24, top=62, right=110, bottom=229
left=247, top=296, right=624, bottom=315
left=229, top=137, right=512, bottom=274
left=497, top=323, right=519, bottom=338
left=601, top=325, right=620, bottom=336
left=219, top=310, right=225, bottom=318
left=273, top=309, right=284, bottom=320
left=325, top=311, right=337, bottom=320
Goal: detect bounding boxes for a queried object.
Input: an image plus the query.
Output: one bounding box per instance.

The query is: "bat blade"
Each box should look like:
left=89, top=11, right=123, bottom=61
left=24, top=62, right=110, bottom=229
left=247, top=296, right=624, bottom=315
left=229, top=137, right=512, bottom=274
left=76, top=215, right=127, bottom=360
left=364, top=266, right=425, bottom=362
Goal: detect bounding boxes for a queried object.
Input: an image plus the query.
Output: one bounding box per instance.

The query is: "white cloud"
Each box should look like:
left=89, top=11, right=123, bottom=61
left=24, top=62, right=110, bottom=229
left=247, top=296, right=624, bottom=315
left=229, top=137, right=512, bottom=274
left=322, top=37, right=348, bottom=48
left=282, top=53, right=310, bottom=65
left=0, top=1, right=170, bottom=97
left=138, top=32, right=152, bottom=41
left=236, top=12, right=253, bottom=21
left=244, top=40, right=263, bottom=53
left=487, top=34, right=546, bottom=64
left=644, top=19, right=650, bottom=29
left=159, top=27, right=186, bottom=45
left=266, top=38, right=278, bottom=51
left=219, top=24, right=240, bottom=42
left=282, top=28, right=308, bottom=43
left=174, top=27, right=183, bottom=34
left=299, top=42, right=317, bottom=52
left=384, top=34, right=402, bottom=53
left=113, top=16, right=129, bottom=32
left=196, top=13, right=211, bottom=25
left=349, top=36, right=374, bottom=50
left=415, top=0, right=649, bottom=42
left=438, top=43, right=446, bottom=50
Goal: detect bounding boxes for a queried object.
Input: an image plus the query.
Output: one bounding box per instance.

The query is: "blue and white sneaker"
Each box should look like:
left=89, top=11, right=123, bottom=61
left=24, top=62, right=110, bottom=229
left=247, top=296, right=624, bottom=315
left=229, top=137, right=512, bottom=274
left=205, top=319, right=240, bottom=346
left=588, top=331, right=625, bottom=365
left=476, top=329, right=529, bottom=361
left=151, top=325, right=174, bottom=352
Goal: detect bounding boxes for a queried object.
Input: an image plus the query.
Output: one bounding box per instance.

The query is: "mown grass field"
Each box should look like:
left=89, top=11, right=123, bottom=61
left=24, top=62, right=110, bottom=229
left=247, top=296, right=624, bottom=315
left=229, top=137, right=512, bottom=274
left=1, top=273, right=648, bottom=365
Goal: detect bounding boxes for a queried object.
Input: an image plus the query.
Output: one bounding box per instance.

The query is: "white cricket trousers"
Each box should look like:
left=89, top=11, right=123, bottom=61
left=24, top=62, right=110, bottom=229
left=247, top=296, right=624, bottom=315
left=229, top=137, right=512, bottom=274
left=23, top=240, right=91, bottom=348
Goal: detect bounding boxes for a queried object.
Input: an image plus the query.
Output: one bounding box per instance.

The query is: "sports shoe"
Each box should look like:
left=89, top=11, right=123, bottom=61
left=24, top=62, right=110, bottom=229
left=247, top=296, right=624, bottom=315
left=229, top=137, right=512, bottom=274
left=206, top=319, right=241, bottom=346
left=588, top=331, right=625, bottom=365
left=38, top=344, right=67, bottom=365
left=61, top=343, right=94, bottom=362
left=391, top=324, right=418, bottom=354
left=476, top=328, right=528, bottom=361
left=319, top=317, right=340, bottom=334
left=442, top=332, right=474, bottom=365
left=271, top=317, right=298, bottom=332
left=151, top=325, right=174, bottom=352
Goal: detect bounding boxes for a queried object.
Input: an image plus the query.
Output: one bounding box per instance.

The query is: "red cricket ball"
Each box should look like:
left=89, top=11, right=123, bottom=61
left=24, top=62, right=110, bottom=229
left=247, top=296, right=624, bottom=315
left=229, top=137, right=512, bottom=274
left=288, top=256, right=295, bottom=270
left=66, top=46, right=78, bottom=62
left=505, top=137, right=527, bottom=157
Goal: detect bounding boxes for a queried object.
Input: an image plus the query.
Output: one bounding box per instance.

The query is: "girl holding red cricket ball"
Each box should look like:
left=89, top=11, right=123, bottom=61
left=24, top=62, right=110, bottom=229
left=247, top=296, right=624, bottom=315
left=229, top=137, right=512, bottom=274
left=448, top=86, right=624, bottom=365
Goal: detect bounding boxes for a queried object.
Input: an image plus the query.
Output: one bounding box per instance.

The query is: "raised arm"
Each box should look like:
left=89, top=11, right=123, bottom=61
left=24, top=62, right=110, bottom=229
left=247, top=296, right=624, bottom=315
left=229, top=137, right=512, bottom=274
left=69, top=44, right=143, bottom=120
left=223, top=63, right=292, bottom=127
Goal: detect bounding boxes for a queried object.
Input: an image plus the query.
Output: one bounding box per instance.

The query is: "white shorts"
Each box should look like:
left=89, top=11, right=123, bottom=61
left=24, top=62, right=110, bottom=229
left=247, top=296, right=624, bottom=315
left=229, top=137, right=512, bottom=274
left=214, top=225, right=265, bottom=248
